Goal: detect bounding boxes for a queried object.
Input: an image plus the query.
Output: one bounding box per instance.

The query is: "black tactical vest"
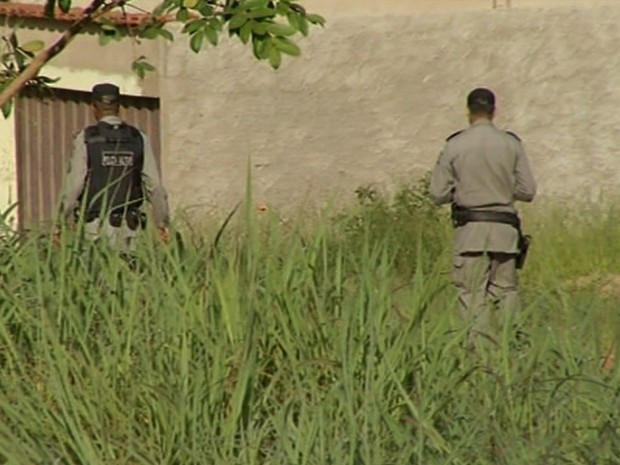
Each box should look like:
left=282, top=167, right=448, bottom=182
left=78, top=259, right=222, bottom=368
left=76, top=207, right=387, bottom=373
left=81, top=121, right=144, bottom=215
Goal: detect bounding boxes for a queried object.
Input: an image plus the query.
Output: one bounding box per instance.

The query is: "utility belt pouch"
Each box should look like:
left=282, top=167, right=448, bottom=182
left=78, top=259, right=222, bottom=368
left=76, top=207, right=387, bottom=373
left=82, top=210, right=99, bottom=223
left=450, top=204, right=468, bottom=227
left=125, top=210, right=147, bottom=231
left=109, top=211, right=124, bottom=228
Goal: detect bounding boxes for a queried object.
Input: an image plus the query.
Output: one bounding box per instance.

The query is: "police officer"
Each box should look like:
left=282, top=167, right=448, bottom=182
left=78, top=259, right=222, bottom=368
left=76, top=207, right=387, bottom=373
left=60, top=83, right=170, bottom=251
left=430, top=88, right=536, bottom=346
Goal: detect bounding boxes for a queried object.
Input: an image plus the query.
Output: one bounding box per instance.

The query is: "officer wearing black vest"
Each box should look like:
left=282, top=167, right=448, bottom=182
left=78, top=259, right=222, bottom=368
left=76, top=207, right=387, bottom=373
left=60, top=83, right=170, bottom=251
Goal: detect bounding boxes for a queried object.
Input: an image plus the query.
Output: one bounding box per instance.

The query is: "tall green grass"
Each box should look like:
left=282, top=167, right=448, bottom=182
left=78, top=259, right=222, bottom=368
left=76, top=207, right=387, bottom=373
left=0, top=181, right=619, bottom=465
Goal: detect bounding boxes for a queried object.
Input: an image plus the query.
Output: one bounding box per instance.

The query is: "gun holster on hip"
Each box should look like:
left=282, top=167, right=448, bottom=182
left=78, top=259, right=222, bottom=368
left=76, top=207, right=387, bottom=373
left=451, top=204, right=531, bottom=269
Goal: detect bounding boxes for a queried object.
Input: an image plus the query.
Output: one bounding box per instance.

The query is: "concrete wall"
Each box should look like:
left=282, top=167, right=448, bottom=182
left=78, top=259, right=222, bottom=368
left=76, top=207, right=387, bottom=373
left=301, top=0, right=617, bottom=16
left=159, top=1, right=620, bottom=218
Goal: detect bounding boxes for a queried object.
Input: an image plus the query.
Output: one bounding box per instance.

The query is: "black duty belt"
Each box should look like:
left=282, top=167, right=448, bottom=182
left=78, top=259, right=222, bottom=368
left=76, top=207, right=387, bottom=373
left=450, top=204, right=520, bottom=229
left=450, top=203, right=531, bottom=269
left=81, top=209, right=146, bottom=231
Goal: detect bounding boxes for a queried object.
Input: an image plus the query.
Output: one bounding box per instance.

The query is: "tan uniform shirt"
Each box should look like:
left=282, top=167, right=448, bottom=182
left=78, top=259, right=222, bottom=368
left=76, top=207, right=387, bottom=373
left=60, top=115, right=170, bottom=228
left=430, top=119, right=537, bottom=254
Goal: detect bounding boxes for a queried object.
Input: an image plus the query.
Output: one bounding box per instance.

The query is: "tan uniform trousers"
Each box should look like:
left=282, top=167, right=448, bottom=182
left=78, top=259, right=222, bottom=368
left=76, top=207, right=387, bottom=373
left=84, top=217, right=139, bottom=253
left=453, top=252, right=519, bottom=345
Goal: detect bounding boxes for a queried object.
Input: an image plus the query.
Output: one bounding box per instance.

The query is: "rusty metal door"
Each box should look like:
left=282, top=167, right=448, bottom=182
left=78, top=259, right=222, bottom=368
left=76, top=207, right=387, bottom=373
left=14, top=87, right=160, bottom=231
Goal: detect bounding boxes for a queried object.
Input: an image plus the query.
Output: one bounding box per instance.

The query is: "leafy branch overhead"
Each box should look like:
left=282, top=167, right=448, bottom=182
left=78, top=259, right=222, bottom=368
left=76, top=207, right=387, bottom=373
left=0, top=33, right=57, bottom=117
left=0, top=0, right=325, bottom=116
left=102, top=0, right=325, bottom=69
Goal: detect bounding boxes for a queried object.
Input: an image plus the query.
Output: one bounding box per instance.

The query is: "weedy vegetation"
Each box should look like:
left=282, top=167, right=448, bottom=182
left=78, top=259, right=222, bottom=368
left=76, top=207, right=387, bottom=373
left=0, top=176, right=619, bottom=465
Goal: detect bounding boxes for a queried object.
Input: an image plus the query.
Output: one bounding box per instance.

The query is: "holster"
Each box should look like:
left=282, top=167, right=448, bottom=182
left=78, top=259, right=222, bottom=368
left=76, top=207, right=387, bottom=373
left=451, top=204, right=531, bottom=269
left=516, top=234, right=531, bottom=270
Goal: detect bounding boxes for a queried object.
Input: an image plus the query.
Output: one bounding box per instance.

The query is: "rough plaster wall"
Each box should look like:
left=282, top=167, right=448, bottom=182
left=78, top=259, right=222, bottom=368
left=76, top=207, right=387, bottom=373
left=160, top=4, right=620, bottom=217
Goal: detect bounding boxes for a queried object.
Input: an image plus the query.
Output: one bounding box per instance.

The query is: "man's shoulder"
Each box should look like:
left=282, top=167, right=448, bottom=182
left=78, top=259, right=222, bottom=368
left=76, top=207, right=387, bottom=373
left=446, top=129, right=466, bottom=142
left=504, top=130, right=522, bottom=142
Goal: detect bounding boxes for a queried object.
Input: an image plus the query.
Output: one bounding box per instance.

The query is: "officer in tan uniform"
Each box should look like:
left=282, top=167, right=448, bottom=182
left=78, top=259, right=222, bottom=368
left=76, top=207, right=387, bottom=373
left=59, top=83, right=170, bottom=252
left=430, top=88, right=536, bottom=346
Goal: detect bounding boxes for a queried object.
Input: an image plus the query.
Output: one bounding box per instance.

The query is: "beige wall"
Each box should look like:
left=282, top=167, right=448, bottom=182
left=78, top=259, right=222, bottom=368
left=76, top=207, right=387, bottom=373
left=159, top=2, right=620, bottom=217
left=302, top=0, right=618, bottom=16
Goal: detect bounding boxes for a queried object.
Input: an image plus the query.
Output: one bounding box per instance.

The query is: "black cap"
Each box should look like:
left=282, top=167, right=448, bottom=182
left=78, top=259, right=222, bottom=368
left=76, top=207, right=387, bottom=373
left=92, top=83, right=120, bottom=104
left=467, top=87, right=495, bottom=109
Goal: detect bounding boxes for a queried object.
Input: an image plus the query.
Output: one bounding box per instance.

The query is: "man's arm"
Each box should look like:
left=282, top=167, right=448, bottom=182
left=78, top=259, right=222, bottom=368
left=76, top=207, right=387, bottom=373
left=140, top=132, right=170, bottom=229
left=59, top=130, right=87, bottom=221
left=513, top=142, right=537, bottom=202
left=429, top=146, right=455, bottom=205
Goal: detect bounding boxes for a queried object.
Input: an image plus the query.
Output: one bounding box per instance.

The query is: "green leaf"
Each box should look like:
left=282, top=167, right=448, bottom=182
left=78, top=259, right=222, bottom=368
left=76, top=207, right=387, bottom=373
left=289, top=2, right=306, bottom=15
left=190, top=31, right=204, bottom=53
left=266, top=23, right=297, bottom=36
left=36, top=75, right=60, bottom=84
left=298, top=16, right=309, bottom=36
left=2, top=99, right=13, bottom=119
left=306, top=13, right=326, bottom=26
left=251, top=21, right=267, bottom=35
left=272, top=36, right=300, bottom=56
left=99, top=33, right=112, bottom=46
left=8, top=32, right=17, bottom=48
left=182, top=19, right=203, bottom=34
left=132, top=56, right=157, bottom=80
left=140, top=26, right=161, bottom=40
left=13, top=48, right=24, bottom=70
left=239, top=21, right=252, bottom=44
left=158, top=28, right=174, bottom=41
left=44, top=0, right=56, bottom=17
left=209, top=17, right=224, bottom=32
left=176, top=8, right=189, bottom=22
left=246, top=7, right=275, bottom=20
left=183, top=0, right=198, bottom=8
left=252, top=36, right=269, bottom=59
left=286, top=11, right=300, bottom=30
left=99, top=22, right=117, bottom=32
left=242, top=0, right=269, bottom=9
left=204, top=25, right=218, bottom=46
left=58, top=0, right=71, bottom=13
left=268, top=46, right=281, bottom=69
left=197, top=3, right=214, bottom=16
left=18, top=48, right=34, bottom=59
left=21, top=39, right=46, bottom=54
left=276, top=1, right=290, bottom=15
left=228, top=13, right=247, bottom=30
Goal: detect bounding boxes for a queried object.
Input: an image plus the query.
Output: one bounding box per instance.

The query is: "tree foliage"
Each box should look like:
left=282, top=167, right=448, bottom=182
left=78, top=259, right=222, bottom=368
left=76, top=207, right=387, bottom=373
left=0, top=0, right=325, bottom=116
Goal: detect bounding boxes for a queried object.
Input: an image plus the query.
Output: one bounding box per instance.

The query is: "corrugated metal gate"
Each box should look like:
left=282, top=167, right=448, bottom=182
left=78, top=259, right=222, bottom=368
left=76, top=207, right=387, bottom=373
left=14, top=87, right=160, bottom=231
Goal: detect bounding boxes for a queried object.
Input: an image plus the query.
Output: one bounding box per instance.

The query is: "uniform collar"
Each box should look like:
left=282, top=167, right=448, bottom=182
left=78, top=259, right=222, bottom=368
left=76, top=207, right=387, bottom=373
left=99, top=115, right=123, bottom=125
left=470, top=118, right=494, bottom=127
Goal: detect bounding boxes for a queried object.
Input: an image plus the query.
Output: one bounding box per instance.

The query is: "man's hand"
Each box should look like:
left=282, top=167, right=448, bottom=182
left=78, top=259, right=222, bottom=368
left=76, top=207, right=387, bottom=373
left=158, top=227, right=170, bottom=244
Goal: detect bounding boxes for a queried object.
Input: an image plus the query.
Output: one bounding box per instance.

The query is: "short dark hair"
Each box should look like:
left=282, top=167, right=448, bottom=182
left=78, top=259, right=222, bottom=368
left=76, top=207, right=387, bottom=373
left=467, top=87, right=495, bottom=115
